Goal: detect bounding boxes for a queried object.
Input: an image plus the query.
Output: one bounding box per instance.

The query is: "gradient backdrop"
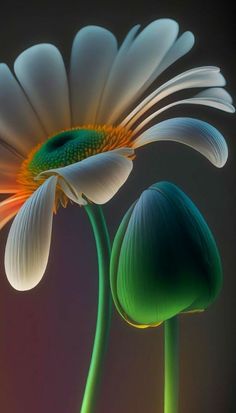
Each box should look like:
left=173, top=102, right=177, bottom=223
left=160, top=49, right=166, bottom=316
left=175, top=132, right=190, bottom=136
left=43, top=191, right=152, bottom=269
left=0, top=0, right=235, bottom=412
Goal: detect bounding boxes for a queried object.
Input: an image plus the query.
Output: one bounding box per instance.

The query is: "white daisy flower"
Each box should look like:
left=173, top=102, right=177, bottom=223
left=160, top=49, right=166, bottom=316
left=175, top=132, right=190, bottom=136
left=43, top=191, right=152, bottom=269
left=0, top=19, right=234, bottom=291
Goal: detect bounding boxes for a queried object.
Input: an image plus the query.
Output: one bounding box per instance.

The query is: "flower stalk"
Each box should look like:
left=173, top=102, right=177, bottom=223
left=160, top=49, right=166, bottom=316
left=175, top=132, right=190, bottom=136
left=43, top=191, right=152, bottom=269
left=164, top=316, right=179, bottom=413
left=80, top=204, right=111, bottom=413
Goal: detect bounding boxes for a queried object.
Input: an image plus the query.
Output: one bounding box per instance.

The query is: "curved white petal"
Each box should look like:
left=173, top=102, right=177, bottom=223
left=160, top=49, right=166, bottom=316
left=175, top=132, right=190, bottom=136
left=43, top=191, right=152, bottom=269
left=70, top=26, right=117, bottom=125
left=132, top=95, right=235, bottom=135
left=195, top=87, right=233, bottom=104
left=133, top=117, right=228, bottom=168
left=140, top=31, right=195, bottom=92
left=97, top=19, right=179, bottom=124
left=14, top=44, right=71, bottom=135
left=183, top=97, right=234, bottom=112
left=39, top=148, right=134, bottom=205
left=0, top=64, right=46, bottom=156
left=5, top=176, right=57, bottom=291
left=122, top=67, right=226, bottom=128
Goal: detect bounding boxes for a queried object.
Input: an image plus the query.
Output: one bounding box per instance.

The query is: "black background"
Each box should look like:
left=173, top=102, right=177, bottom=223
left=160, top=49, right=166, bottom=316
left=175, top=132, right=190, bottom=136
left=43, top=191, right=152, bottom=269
left=0, top=0, right=235, bottom=412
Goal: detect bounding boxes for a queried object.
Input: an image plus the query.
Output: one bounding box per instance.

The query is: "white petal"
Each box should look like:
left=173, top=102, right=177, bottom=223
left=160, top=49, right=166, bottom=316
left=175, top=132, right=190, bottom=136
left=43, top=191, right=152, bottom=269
left=14, top=44, right=71, bottom=135
left=133, top=117, right=228, bottom=168
left=70, top=26, right=117, bottom=125
left=97, top=19, right=179, bottom=124
left=121, top=66, right=225, bottom=128
left=182, top=97, right=235, bottom=112
left=0, top=64, right=46, bottom=156
left=148, top=31, right=195, bottom=81
left=132, top=95, right=235, bottom=135
left=95, top=24, right=140, bottom=122
left=39, top=148, right=134, bottom=205
left=117, top=24, right=141, bottom=54
left=5, top=176, right=57, bottom=291
left=195, top=87, right=233, bottom=103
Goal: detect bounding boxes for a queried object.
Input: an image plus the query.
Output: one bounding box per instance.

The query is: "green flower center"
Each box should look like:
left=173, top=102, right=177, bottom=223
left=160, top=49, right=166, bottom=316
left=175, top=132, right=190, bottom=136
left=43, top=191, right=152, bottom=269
left=28, top=128, right=106, bottom=175
left=17, top=125, right=133, bottom=196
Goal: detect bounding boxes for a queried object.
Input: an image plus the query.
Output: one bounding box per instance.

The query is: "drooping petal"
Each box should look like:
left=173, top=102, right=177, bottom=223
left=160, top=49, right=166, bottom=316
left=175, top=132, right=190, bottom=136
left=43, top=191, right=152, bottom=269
left=132, top=94, right=235, bottom=135
left=133, top=117, right=228, bottom=167
left=39, top=148, right=134, bottom=205
left=0, top=193, right=28, bottom=230
left=0, top=64, right=46, bottom=156
left=4, top=176, right=57, bottom=291
left=195, top=87, right=233, bottom=103
left=121, top=67, right=226, bottom=128
left=177, top=97, right=234, bottom=112
left=14, top=44, right=71, bottom=135
left=97, top=19, right=179, bottom=124
left=70, top=26, right=117, bottom=125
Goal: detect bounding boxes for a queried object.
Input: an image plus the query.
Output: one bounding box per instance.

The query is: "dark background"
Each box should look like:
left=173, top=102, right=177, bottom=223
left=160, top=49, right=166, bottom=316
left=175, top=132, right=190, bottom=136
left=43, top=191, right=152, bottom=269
left=0, top=0, right=235, bottom=412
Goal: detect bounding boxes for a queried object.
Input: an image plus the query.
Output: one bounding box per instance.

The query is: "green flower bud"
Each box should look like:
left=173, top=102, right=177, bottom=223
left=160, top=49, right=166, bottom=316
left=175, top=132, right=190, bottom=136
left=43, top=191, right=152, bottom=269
left=110, top=182, right=222, bottom=328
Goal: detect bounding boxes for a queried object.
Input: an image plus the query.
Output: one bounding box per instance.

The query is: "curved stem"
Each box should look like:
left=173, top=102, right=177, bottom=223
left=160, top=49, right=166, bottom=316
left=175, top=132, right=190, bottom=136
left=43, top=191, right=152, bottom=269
left=164, top=316, right=179, bottom=413
left=80, top=204, right=111, bottom=413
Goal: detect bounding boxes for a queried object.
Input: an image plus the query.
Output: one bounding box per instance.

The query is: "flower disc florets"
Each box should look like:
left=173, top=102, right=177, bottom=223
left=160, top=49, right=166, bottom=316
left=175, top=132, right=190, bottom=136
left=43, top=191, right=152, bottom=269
left=17, top=125, right=134, bottom=195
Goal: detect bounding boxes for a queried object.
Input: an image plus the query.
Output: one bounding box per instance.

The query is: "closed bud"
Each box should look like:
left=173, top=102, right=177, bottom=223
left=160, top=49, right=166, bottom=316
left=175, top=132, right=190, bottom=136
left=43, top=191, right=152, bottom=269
left=110, top=182, right=222, bottom=328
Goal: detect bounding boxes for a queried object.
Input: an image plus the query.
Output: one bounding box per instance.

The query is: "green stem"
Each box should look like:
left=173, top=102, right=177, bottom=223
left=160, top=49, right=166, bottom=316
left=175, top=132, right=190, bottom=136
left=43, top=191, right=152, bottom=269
left=164, top=316, right=179, bottom=413
left=80, top=204, right=111, bottom=413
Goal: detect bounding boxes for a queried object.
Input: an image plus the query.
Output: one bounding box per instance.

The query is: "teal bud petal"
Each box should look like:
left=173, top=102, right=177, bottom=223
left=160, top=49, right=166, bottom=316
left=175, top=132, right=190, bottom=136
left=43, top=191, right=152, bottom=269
left=110, top=182, right=222, bottom=328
